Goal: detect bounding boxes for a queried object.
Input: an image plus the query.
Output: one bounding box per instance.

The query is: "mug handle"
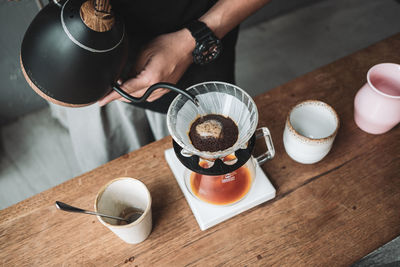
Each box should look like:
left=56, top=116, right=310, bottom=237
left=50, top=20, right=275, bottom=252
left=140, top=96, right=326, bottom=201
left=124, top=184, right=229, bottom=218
left=254, top=127, right=275, bottom=165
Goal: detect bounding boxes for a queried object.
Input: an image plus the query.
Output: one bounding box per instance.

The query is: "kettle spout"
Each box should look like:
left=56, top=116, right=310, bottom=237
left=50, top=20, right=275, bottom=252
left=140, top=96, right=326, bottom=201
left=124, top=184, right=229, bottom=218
left=113, top=82, right=200, bottom=107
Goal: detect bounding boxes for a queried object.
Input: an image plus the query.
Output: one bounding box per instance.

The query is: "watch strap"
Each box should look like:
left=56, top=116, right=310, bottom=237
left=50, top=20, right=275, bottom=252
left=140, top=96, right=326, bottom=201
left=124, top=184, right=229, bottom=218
left=186, top=20, right=214, bottom=41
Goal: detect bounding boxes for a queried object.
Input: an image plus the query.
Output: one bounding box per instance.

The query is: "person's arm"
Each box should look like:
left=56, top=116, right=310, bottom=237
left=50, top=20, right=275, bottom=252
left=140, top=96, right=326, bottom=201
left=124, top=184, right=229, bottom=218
left=199, top=0, right=270, bottom=39
left=98, top=0, right=271, bottom=106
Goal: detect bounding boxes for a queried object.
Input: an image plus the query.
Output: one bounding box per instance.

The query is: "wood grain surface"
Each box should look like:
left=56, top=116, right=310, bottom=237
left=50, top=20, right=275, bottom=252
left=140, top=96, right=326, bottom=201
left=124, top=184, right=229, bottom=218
left=80, top=0, right=114, bottom=32
left=1, top=34, right=399, bottom=266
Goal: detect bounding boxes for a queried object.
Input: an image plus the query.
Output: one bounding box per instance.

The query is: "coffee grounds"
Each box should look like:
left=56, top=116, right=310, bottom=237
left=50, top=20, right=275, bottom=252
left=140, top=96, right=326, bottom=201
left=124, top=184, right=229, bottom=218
left=189, top=114, right=238, bottom=152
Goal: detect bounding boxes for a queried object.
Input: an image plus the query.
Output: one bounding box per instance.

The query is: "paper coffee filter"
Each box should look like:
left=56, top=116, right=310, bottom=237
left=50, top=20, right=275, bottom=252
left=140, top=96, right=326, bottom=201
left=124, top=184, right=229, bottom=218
left=167, top=81, right=258, bottom=159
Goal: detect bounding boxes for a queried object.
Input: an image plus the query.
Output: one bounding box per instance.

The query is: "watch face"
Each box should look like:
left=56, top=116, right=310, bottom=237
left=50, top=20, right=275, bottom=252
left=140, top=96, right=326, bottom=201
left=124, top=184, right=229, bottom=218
left=194, top=37, right=222, bottom=65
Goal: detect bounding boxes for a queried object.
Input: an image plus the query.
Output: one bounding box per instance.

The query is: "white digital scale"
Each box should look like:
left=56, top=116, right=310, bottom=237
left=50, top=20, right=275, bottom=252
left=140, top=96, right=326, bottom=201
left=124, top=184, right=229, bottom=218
left=164, top=148, right=276, bottom=231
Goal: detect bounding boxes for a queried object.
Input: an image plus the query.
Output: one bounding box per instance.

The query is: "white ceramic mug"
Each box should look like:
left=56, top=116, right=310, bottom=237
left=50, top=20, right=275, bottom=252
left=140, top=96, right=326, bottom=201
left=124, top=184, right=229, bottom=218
left=95, top=177, right=152, bottom=244
left=283, top=100, right=340, bottom=164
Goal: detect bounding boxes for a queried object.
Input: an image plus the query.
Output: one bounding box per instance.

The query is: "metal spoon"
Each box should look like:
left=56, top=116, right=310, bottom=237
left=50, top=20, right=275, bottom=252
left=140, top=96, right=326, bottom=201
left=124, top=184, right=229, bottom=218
left=55, top=201, right=143, bottom=223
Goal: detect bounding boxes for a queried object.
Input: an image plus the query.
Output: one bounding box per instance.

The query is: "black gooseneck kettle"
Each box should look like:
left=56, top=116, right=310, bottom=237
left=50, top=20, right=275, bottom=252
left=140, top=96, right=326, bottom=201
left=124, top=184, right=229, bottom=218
left=20, top=0, right=196, bottom=107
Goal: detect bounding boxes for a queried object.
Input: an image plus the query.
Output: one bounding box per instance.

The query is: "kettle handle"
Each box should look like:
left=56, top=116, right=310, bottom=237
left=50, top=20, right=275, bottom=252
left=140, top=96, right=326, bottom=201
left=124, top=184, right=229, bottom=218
left=112, top=82, right=199, bottom=105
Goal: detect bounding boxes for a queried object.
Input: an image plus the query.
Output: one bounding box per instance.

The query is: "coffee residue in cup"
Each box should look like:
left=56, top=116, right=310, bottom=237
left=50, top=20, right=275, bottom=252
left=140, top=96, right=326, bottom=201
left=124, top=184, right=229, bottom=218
left=189, top=114, right=238, bottom=152
left=117, top=207, right=144, bottom=225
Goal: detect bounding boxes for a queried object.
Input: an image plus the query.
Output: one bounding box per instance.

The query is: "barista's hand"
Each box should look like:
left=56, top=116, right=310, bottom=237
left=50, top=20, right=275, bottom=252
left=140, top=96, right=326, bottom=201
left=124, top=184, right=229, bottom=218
left=98, top=29, right=195, bottom=106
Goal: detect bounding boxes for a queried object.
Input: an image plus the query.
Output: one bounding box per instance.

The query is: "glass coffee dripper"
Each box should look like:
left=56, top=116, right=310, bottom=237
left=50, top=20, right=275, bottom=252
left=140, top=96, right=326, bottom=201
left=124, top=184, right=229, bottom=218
left=167, top=81, right=275, bottom=206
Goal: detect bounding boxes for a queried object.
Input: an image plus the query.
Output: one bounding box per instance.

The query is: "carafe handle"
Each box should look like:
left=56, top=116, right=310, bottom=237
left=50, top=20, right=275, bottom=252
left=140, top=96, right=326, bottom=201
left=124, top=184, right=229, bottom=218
left=254, top=127, right=275, bottom=165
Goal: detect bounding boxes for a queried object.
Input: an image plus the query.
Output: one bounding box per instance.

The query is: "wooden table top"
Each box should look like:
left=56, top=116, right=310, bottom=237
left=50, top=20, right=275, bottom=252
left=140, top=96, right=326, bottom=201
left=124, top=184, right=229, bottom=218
left=1, top=34, right=399, bottom=266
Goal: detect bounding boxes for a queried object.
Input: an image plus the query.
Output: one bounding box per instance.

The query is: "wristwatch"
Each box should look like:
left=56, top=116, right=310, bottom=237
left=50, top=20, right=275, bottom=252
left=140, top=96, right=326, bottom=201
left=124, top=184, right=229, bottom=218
left=185, top=20, right=222, bottom=65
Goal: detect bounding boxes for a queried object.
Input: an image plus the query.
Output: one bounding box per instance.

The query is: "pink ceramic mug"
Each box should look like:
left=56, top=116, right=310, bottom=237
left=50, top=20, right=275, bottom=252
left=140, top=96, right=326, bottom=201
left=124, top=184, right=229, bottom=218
left=354, top=63, right=400, bottom=134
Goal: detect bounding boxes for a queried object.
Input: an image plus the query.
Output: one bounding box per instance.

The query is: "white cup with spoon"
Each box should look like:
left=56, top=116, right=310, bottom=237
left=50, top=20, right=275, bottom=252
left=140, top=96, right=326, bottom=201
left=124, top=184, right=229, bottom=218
left=56, top=177, right=152, bottom=244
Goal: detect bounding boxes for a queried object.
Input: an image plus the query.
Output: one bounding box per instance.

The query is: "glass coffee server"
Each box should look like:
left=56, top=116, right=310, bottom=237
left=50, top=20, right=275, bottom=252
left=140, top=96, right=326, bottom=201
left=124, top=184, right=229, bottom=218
left=167, top=81, right=275, bottom=206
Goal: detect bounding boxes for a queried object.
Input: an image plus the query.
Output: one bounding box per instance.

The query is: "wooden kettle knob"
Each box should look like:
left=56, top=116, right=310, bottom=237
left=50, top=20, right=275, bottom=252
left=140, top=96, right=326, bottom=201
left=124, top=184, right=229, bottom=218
left=80, top=0, right=114, bottom=32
